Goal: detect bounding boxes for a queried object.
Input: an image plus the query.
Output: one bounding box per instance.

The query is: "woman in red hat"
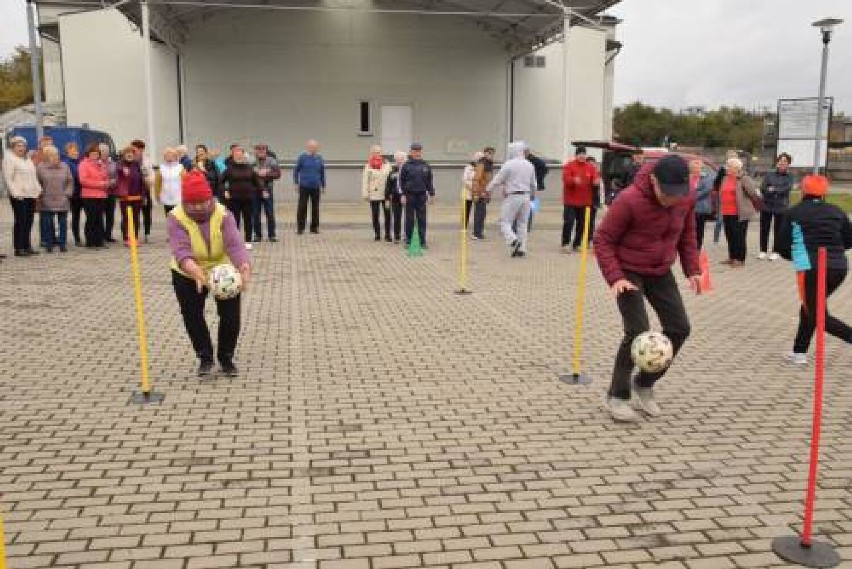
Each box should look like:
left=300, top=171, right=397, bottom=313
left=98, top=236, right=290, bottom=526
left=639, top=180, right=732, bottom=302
left=777, top=175, right=852, bottom=365
left=167, top=171, right=252, bottom=377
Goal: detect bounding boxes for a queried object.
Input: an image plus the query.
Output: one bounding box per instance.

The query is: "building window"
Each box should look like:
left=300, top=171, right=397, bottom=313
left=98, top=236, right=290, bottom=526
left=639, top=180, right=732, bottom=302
left=523, top=56, right=535, bottom=68
left=523, top=55, right=546, bottom=68
left=536, top=56, right=546, bottom=68
left=358, top=101, right=372, bottom=136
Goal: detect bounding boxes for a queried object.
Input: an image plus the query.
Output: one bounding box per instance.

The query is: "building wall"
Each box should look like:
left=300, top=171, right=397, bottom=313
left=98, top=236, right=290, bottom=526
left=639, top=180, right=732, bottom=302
left=181, top=9, right=510, bottom=163
left=512, top=25, right=610, bottom=162
left=58, top=8, right=180, bottom=152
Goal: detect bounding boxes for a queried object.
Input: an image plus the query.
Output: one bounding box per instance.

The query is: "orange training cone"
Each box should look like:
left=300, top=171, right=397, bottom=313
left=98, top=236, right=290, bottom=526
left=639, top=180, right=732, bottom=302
left=699, top=250, right=714, bottom=293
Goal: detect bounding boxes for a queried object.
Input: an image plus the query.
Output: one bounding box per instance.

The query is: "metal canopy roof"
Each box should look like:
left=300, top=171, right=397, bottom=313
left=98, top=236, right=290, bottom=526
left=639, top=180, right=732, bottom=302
left=38, top=0, right=620, bottom=53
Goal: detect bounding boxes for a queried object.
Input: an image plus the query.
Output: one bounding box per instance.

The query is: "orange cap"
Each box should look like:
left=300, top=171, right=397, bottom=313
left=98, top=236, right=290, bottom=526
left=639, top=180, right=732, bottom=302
left=802, top=175, right=829, bottom=197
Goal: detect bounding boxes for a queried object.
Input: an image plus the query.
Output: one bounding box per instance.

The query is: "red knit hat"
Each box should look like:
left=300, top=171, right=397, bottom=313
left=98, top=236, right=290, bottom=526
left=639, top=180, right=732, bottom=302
left=802, top=175, right=829, bottom=197
left=182, top=170, right=213, bottom=203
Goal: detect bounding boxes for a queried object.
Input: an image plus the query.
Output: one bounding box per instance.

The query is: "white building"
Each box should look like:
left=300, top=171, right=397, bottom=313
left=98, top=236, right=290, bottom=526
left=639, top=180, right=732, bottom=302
left=34, top=0, right=622, bottom=199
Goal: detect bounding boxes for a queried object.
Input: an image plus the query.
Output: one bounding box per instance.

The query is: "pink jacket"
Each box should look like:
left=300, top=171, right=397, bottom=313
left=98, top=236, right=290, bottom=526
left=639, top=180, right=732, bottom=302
left=79, top=157, right=109, bottom=199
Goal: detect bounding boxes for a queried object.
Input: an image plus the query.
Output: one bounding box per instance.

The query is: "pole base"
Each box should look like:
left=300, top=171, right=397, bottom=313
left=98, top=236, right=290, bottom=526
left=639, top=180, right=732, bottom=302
left=454, top=288, right=473, bottom=295
left=559, top=372, right=592, bottom=385
left=129, top=391, right=166, bottom=405
left=772, top=536, right=840, bottom=568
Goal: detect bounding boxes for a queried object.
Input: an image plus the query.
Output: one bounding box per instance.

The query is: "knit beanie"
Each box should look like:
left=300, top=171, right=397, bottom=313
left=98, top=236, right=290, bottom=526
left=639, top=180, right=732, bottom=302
left=182, top=170, right=213, bottom=203
left=802, top=175, right=829, bottom=198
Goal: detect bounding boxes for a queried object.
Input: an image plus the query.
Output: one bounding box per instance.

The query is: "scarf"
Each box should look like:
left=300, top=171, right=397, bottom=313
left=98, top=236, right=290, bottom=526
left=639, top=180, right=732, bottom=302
left=369, top=155, right=384, bottom=170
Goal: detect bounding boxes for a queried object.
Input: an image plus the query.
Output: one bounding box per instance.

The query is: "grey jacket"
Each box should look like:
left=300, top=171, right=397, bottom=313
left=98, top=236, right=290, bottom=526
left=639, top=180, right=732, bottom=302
left=36, top=162, right=73, bottom=212
left=734, top=174, right=761, bottom=222
left=487, top=142, right=537, bottom=197
left=760, top=170, right=794, bottom=213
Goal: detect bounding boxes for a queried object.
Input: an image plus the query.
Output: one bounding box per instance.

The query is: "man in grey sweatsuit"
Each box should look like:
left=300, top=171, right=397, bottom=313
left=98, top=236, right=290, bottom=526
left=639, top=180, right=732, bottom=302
left=487, top=141, right=537, bottom=257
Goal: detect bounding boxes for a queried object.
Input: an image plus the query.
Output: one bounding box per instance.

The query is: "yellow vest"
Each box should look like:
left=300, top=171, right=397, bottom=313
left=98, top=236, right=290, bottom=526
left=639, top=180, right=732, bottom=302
left=170, top=204, right=227, bottom=277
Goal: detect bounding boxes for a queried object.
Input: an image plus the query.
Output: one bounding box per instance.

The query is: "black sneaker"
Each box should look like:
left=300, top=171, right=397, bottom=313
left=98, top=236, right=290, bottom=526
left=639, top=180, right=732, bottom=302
left=269, top=236, right=278, bottom=243
left=510, top=239, right=521, bottom=257
left=385, top=236, right=393, bottom=242
left=297, top=230, right=305, bottom=235
left=220, top=362, right=239, bottom=377
left=253, top=236, right=262, bottom=243
left=25, top=249, right=40, bottom=256
left=374, top=235, right=381, bottom=241
left=59, top=246, right=68, bottom=253
left=106, top=237, right=117, bottom=243
left=198, top=360, right=214, bottom=377
left=310, top=229, right=319, bottom=234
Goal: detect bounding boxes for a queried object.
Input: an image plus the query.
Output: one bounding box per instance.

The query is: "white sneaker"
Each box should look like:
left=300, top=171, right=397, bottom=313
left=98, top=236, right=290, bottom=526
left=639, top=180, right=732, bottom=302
left=606, top=397, right=639, bottom=422
left=245, top=243, right=253, bottom=251
left=758, top=252, right=767, bottom=260
left=634, top=387, right=662, bottom=417
left=561, top=245, right=573, bottom=254
left=783, top=352, right=808, bottom=365
left=769, top=252, right=780, bottom=261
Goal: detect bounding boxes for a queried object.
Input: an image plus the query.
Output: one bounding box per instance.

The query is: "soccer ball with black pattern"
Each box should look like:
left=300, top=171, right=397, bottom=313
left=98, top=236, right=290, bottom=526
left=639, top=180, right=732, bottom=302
left=209, top=264, right=242, bottom=300
left=631, top=331, right=673, bottom=374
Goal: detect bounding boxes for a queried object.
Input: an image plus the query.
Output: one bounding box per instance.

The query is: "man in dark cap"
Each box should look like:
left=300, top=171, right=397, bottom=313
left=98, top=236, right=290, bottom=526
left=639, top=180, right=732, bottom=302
left=399, top=143, right=436, bottom=248
left=594, top=155, right=702, bottom=422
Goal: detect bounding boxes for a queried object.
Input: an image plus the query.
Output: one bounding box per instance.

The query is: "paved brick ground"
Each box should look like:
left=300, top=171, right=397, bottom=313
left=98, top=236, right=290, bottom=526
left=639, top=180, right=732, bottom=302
left=0, top=202, right=850, bottom=569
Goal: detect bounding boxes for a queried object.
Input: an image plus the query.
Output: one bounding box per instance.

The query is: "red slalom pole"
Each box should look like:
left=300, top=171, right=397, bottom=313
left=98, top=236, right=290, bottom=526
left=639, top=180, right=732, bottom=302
left=772, top=247, right=839, bottom=567
left=801, top=247, right=828, bottom=547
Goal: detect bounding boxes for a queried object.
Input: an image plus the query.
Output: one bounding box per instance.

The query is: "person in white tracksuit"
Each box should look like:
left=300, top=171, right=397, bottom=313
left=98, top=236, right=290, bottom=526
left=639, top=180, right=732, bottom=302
left=487, top=141, right=537, bottom=257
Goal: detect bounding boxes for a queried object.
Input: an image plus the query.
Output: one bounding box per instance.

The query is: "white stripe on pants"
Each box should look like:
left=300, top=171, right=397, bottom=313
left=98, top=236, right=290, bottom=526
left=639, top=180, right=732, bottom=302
left=500, top=193, right=531, bottom=253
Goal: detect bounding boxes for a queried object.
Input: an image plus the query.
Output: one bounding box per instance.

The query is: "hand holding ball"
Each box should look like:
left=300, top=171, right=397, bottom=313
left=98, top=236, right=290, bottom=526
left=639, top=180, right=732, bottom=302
left=209, top=264, right=243, bottom=300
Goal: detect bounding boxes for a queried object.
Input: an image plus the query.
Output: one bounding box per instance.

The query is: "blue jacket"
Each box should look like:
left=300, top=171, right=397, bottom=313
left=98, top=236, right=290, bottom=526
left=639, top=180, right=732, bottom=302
left=694, top=173, right=714, bottom=215
left=400, top=158, right=436, bottom=196
left=294, top=153, right=326, bottom=189
left=61, top=156, right=82, bottom=198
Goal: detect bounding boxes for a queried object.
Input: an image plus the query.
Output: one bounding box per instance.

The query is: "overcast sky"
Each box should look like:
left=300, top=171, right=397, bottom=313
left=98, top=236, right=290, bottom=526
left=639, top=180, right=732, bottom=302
left=1, top=0, right=850, bottom=114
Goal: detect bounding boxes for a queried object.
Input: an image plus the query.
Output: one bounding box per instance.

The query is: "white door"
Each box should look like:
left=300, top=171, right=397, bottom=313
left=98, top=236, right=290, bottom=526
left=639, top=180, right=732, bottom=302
left=381, top=105, right=413, bottom=154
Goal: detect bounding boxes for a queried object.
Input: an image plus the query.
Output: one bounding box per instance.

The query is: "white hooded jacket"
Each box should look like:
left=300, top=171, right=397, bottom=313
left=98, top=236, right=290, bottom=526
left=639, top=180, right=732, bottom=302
left=486, top=142, right=536, bottom=197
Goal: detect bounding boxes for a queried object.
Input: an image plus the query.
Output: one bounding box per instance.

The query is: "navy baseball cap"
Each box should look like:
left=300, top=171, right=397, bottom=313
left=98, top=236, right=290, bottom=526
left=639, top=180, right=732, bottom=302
left=410, top=142, right=423, bottom=151
left=653, top=155, right=690, bottom=197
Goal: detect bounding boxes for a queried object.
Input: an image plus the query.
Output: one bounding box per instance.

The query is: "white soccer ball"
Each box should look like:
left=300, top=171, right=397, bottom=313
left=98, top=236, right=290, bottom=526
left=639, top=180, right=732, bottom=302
left=209, top=264, right=242, bottom=300
left=631, top=331, right=674, bottom=374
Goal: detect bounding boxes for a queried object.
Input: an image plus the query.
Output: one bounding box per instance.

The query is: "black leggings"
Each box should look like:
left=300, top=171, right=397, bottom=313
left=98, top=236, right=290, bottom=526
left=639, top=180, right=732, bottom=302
left=228, top=198, right=254, bottom=242
left=760, top=211, right=784, bottom=254
left=172, top=270, right=241, bottom=364
left=70, top=196, right=84, bottom=244
left=794, top=268, right=852, bottom=353
left=370, top=200, right=391, bottom=238
left=83, top=198, right=106, bottom=247
left=723, top=215, right=748, bottom=262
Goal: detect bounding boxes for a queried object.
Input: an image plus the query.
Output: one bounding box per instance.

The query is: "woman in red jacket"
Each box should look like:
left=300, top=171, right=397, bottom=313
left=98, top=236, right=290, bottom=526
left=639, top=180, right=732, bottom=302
left=78, top=143, right=110, bottom=249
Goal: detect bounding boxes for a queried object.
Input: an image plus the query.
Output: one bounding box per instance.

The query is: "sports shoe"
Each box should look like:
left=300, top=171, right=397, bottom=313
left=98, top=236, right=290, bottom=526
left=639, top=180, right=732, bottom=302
left=607, top=397, right=639, bottom=422
left=220, top=361, right=239, bottom=377
left=783, top=352, right=808, bottom=365
left=510, top=239, right=521, bottom=257
left=769, top=252, right=780, bottom=261
left=758, top=251, right=767, bottom=260
left=634, top=387, right=662, bottom=417
left=245, top=243, right=253, bottom=251
left=561, top=245, right=572, bottom=254
left=198, top=360, right=214, bottom=377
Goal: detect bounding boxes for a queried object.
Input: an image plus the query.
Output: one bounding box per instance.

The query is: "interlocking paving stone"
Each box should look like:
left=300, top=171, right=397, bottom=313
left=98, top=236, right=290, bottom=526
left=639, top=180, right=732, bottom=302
left=0, top=203, right=849, bottom=568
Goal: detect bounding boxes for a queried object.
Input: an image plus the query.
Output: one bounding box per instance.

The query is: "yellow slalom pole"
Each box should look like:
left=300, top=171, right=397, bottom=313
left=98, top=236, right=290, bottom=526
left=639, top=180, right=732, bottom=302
left=560, top=206, right=592, bottom=385
left=125, top=205, right=165, bottom=404
left=455, top=186, right=471, bottom=295
left=0, top=512, right=7, bottom=569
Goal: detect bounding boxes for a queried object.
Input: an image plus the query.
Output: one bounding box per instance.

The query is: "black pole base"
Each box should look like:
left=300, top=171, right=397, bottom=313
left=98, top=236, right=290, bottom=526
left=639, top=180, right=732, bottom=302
left=128, top=391, right=166, bottom=405
left=772, top=536, right=841, bottom=568
left=454, top=288, right=473, bottom=295
left=559, top=372, right=592, bottom=385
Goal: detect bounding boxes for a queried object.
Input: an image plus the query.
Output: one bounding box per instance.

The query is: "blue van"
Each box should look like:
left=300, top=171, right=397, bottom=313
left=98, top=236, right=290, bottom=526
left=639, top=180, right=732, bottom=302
left=5, top=126, right=116, bottom=159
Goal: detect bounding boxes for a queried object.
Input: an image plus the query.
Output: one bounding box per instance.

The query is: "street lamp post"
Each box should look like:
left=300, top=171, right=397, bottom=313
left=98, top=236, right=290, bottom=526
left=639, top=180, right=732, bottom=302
left=811, top=17, right=843, bottom=175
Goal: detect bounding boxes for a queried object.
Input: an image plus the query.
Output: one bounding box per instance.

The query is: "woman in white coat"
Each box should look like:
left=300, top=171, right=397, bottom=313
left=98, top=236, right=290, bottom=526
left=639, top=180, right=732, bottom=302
left=362, top=145, right=392, bottom=241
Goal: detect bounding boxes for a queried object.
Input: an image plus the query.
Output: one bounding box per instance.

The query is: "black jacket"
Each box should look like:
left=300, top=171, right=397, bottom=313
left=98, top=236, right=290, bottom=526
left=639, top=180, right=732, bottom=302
left=222, top=162, right=263, bottom=200
left=527, top=155, right=548, bottom=190
left=400, top=159, right=436, bottom=196
left=385, top=165, right=402, bottom=200
left=777, top=197, right=852, bottom=271
left=760, top=170, right=794, bottom=213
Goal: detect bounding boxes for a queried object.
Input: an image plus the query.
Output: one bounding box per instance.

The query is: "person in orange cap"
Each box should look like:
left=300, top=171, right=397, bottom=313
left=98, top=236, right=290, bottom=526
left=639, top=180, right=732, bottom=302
left=168, top=170, right=252, bottom=378
left=777, top=175, right=852, bottom=365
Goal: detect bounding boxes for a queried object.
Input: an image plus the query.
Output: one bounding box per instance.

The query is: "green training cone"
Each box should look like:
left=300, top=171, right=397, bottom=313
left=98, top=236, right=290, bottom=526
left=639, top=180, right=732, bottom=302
left=408, top=224, right=424, bottom=257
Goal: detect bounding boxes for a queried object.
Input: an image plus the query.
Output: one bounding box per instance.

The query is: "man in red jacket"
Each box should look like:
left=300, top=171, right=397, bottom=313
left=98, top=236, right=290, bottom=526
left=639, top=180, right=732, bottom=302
left=594, top=155, right=702, bottom=422
left=562, top=146, right=600, bottom=252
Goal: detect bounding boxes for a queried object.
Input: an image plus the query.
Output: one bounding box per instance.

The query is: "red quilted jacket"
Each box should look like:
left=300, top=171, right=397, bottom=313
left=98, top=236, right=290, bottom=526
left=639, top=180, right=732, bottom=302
left=594, top=162, right=701, bottom=285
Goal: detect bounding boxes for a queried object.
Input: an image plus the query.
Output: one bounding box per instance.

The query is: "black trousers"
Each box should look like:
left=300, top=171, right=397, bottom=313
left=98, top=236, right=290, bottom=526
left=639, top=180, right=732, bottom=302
left=228, top=198, right=254, bottom=242
left=610, top=271, right=691, bottom=400
left=472, top=199, right=487, bottom=238
left=120, top=201, right=142, bottom=242
left=562, top=205, right=597, bottom=247
left=370, top=200, right=391, bottom=239
left=10, top=197, right=36, bottom=253
left=172, top=270, right=241, bottom=365
left=404, top=193, right=429, bottom=245
left=464, top=199, right=473, bottom=230
left=297, top=187, right=321, bottom=232
left=760, top=211, right=784, bottom=254
left=252, top=192, right=276, bottom=240
left=104, top=196, right=116, bottom=240
left=83, top=198, right=106, bottom=247
left=142, top=190, right=153, bottom=236
left=723, top=215, right=748, bottom=262
left=70, top=196, right=84, bottom=244
left=390, top=197, right=403, bottom=240
left=695, top=213, right=713, bottom=250
left=794, top=268, right=852, bottom=353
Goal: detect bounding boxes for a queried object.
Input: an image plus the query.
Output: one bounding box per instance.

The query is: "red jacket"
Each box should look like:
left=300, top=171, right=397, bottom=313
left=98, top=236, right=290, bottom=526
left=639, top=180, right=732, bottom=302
left=562, top=159, right=600, bottom=206
left=78, top=157, right=109, bottom=200
left=594, top=162, right=700, bottom=285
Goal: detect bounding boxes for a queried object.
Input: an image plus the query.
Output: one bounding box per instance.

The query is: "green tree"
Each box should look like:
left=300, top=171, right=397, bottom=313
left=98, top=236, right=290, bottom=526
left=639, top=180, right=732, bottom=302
left=0, top=46, right=43, bottom=114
